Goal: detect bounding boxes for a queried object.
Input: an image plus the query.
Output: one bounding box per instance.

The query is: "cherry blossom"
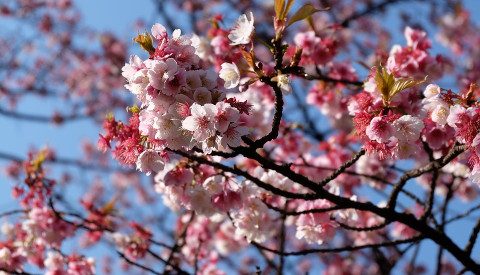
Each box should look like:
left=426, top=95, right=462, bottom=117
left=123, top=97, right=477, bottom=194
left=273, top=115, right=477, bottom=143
left=276, top=74, right=292, bottom=95
left=393, top=115, right=424, bottom=142
left=219, top=62, right=240, bottom=89
left=228, top=12, right=254, bottom=46
left=366, top=116, right=394, bottom=143
left=135, top=149, right=165, bottom=176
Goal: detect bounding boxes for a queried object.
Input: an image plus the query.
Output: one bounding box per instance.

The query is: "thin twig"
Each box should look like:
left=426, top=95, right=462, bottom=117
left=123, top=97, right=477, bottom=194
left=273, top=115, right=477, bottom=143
left=252, top=235, right=424, bottom=256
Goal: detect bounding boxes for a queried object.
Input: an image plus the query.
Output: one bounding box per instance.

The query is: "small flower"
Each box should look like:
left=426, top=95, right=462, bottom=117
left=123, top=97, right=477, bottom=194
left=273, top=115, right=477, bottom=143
left=423, top=84, right=440, bottom=98
left=447, top=105, right=473, bottom=130
left=214, top=102, right=240, bottom=133
left=44, top=251, right=65, bottom=271
left=193, top=87, right=212, bottom=105
left=136, top=149, right=165, bottom=176
left=153, top=114, right=182, bottom=140
left=219, top=124, right=249, bottom=148
left=0, top=247, right=11, bottom=262
left=151, top=23, right=167, bottom=41
left=394, top=140, right=417, bottom=159
left=472, top=133, right=480, bottom=156
left=219, top=63, right=240, bottom=89
left=366, top=116, right=394, bottom=143
left=393, top=115, right=424, bottom=142
left=228, top=11, right=255, bottom=46
left=470, top=164, right=480, bottom=185
left=182, top=103, right=217, bottom=141
left=277, top=74, right=292, bottom=95
left=431, top=106, right=448, bottom=125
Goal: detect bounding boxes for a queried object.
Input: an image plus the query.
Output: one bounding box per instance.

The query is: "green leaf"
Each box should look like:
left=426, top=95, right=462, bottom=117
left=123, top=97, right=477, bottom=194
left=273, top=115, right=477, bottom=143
left=126, top=104, right=140, bottom=114
left=274, top=0, right=285, bottom=19
left=281, top=0, right=296, bottom=19
left=389, top=76, right=427, bottom=99
left=383, top=68, right=395, bottom=92
left=105, top=112, right=114, bottom=121
left=374, top=66, right=388, bottom=99
left=375, top=65, right=427, bottom=106
left=287, top=4, right=329, bottom=27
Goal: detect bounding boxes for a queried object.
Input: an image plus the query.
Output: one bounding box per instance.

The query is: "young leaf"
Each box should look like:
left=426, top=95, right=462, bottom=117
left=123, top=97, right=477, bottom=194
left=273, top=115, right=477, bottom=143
left=32, top=148, right=48, bottom=171
left=375, top=65, right=427, bottom=106
left=281, top=0, right=296, bottom=19
left=241, top=48, right=255, bottom=70
left=374, top=66, right=389, bottom=99
left=389, top=76, right=427, bottom=99
left=102, top=195, right=119, bottom=213
left=287, top=4, right=329, bottom=27
left=275, top=0, right=285, bottom=19
left=241, top=47, right=262, bottom=75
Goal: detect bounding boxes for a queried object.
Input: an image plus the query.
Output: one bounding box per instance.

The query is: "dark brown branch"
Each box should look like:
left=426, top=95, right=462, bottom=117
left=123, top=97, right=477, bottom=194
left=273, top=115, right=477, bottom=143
left=263, top=201, right=343, bottom=216
left=435, top=246, right=444, bottom=275
left=252, top=235, right=423, bottom=256
left=276, top=202, right=288, bottom=275
left=387, top=143, right=466, bottom=210
left=0, top=106, right=96, bottom=124
left=291, top=161, right=425, bottom=206
left=318, top=149, right=365, bottom=187
left=284, top=66, right=364, bottom=87
left=421, top=140, right=436, bottom=220
left=117, top=251, right=163, bottom=275
left=222, top=146, right=480, bottom=272
left=0, top=209, right=26, bottom=218
left=289, top=84, right=324, bottom=141
left=0, top=151, right=125, bottom=173
left=248, top=78, right=284, bottom=148
left=0, top=152, right=23, bottom=162
left=168, top=148, right=319, bottom=200
left=336, top=220, right=391, bottom=232
left=49, top=200, right=172, bottom=249
left=422, top=168, right=438, bottom=220
left=339, top=0, right=413, bottom=28
left=464, top=217, right=480, bottom=256
left=146, top=249, right=190, bottom=275
left=163, top=212, right=194, bottom=275
left=446, top=204, right=480, bottom=224
left=407, top=241, right=422, bottom=275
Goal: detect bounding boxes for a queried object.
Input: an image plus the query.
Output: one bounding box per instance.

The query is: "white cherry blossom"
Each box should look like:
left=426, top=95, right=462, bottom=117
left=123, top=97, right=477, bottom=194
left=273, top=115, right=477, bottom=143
left=219, top=62, right=240, bottom=89
left=228, top=11, right=254, bottom=45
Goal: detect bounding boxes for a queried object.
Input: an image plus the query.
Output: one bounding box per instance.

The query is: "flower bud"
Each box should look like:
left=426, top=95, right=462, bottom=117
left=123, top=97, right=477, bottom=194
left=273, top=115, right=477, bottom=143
left=133, top=32, right=155, bottom=55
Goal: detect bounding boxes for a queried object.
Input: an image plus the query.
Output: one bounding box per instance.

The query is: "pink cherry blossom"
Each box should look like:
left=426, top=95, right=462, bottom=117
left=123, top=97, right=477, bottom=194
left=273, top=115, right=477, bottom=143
left=135, top=149, right=165, bottom=176
left=423, top=84, right=441, bottom=98
left=295, top=200, right=338, bottom=245
left=366, top=116, right=394, bottom=143
left=182, top=103, right=217, bottom=142
left=393, top=115, right=424, bottom=142
left=218, top=124, right=249, bottom=148
left=214, top=102, right=240, bottom=133
left=151, top=23, right=167, bottom=41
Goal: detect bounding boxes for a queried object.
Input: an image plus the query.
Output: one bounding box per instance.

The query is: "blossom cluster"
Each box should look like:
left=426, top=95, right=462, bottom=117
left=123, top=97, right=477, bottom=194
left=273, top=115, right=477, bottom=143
left=342, top=27, right=480, bottom=186
left=100, top=21, right=255, bottom=179
left=111, top=22, right=255, bottom=175
left=0, top=160, right=96, bottom=275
